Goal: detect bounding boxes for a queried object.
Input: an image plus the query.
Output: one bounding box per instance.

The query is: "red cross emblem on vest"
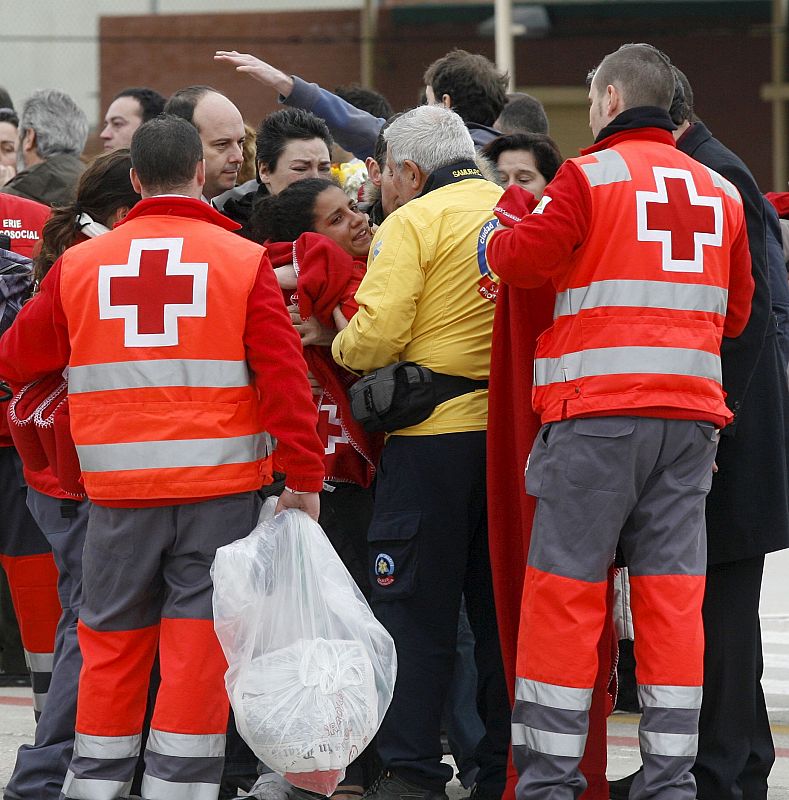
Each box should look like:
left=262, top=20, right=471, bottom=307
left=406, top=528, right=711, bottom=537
left=98, top=238, right=208, bottom=347
left=636, top=167, right=723, bottom=273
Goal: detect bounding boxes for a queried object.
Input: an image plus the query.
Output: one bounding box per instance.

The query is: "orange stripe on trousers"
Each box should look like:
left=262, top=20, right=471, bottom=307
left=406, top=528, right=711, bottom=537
left=628, top=574, right=705, bottom=686
left=516, top=565, right=609, bottom=689
left=151, top=617, right=230, bottom=735
left=75, top=620, right=160, bottom=737
left=0, top=553, right=60, bottom=653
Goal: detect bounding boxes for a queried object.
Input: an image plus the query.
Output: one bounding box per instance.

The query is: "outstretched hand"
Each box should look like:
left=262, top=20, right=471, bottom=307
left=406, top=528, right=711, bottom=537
left=214, top=51, right=295, bottom=97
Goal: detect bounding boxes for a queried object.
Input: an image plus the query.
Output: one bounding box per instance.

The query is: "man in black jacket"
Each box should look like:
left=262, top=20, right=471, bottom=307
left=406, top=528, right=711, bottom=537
left=611, top=65, right=789, bottom=800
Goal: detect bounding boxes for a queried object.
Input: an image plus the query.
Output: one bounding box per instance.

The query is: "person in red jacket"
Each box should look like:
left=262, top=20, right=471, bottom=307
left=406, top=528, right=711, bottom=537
left=486, top=44, right=754, bottom=800
left=0, top=114, right=324, bottom=800
left=0, top=192, right=49, bottom=257
left=3, top=148, right=142, bottom=800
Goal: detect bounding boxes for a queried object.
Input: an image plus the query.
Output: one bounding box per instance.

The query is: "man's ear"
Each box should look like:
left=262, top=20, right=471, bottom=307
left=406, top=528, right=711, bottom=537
left=258, top=161, right=271, bottom=187
left=130, top=167, right=143, bottom=196
left=195, top=158, right=206, bottom=189
left=404, top=159, right=428, bottom=193
left=22, top=128, right=36, bottom=153
left=441, top=93, right=452, bottom=109
left=606, top=84, right=621, bottom=118
left=365, top=157, right=382, bottom=187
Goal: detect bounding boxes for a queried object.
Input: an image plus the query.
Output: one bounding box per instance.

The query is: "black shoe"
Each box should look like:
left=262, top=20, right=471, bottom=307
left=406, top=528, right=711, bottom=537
left=363, top=772, right=448, bottom=800
left=609, top=768, right=640, bottom=800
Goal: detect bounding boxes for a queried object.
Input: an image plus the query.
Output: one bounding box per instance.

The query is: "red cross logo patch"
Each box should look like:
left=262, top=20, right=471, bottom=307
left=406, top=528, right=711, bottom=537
left=98, top=238, right=208, bottom=347
left=636, top=167, right=723, bottom=273
left=319, top=402, right=350, bottom=455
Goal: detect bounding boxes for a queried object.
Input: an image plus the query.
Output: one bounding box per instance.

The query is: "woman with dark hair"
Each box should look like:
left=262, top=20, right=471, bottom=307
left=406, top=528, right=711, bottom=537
left=218, top=108, right=334, bottom=235
left=482, top=132, right=562, bottom=197
left=249, top=178, right=381, bottom=800
left=2, top=149, right=140, bottom=800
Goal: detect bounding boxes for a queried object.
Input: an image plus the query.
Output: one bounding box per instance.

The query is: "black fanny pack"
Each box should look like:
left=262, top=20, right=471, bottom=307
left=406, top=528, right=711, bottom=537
left=349, top=361, right=488, bottom=433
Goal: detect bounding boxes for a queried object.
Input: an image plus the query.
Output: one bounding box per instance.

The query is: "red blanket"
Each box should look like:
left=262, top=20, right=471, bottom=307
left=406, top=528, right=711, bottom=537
left=267, top=235, right=382, bottom=487
left=488, top=204, right=616, bottom=799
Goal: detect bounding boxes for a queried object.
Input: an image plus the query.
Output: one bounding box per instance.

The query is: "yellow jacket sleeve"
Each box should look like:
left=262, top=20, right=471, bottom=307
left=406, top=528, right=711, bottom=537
left=332, top=213, right=430, bottom=373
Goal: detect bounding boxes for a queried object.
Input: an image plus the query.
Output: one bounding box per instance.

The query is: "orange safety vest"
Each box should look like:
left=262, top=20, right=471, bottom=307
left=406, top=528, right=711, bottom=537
left=59, top=213, right=273, bottom=501
left=532, top=139, right=746, bottom=426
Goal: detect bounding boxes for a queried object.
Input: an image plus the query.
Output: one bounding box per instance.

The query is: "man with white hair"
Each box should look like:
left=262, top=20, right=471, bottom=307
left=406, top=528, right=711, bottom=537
left=0, top=89, right=88, bottom=207
left=330, top=104, right=510, bottom=800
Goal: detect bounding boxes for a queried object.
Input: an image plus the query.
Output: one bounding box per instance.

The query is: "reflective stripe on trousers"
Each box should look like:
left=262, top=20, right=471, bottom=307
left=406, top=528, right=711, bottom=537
left=142, top=727, right=226, bottom=798
left=61, top=733, right=140, bottom=799
left=25, top=648, right=54, bottom=717
left=512, top=677, right=592, bottom=797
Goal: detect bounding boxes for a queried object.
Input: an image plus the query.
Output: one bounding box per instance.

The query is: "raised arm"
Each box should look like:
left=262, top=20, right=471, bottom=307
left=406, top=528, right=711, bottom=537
left=215, top=50, right=384, bottom=159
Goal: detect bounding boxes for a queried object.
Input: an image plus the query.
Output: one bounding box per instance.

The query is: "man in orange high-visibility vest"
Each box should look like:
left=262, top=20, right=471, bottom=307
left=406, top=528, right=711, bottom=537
left=0, top=114, right=325, bottom=800
left=487, top=44, right=755, bottom=800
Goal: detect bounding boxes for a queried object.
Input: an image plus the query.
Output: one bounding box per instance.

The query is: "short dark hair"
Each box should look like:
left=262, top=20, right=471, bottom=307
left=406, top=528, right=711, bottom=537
left=130, top=114, right=203, bottom=192
left=335, top=84, right=393, bottom=120
left=113, top=87, right=166, bottom=122
left=482, top=133, right=563, bottom=184
left=0, top=108, right=18, bottom=128
left=592, top=43, right=675, bottom=111
left=255, top=108, right=333, bottom=171
left=251, top=177, right=337, bottom=243
left=669, top=66, right=695, bottom=126
left=163, top=85, right=218, bottom=128
left=496, top=93, right=549, bottom=135
left=423, top=49, right=508, bottom=128
left=0, top=88, right=13, bottom=111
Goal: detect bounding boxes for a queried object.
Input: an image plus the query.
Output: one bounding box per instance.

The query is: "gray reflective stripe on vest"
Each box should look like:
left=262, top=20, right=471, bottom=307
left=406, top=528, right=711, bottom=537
left=68, top=359, right=251, bottom=394
left=62, top=771, right=133, bottom=800
left=704, top=165, right=741, bottom=203
left=141, top=775, right=219, bottom=799
left=554, top=280, right=728, bottom=318
left=533, top=346, right=722, bottom=387
left=638, top=684, right=703, bottom=709
left=579, top=149, right=632, bottom=187
left=512, top=722, right=587, bottom=758
left=640, top=729, right=699, bottom=758
left=77, top=432, right=271, bottom=473
left=146, top=728, right=225, bottom=758
left=32, top=692, right=47, bottom=713
left=515, top=677, right=592, bottom=711
left=24, top=650, right=54, bottom=673
left=74, top=732, right=143, bottom=760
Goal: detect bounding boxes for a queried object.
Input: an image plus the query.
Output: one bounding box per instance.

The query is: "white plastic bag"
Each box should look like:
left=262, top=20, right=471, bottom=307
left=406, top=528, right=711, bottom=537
left=212, top=499, right=397, bottom=795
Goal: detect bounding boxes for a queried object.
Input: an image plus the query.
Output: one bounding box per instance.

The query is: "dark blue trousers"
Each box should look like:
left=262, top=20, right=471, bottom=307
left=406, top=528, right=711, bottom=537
left=369, top=432, right=509, bottom=794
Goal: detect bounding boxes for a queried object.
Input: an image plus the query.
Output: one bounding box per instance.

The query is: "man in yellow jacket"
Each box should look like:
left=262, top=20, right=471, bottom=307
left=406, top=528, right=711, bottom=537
left=332, top=104, right=510, bottom=800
